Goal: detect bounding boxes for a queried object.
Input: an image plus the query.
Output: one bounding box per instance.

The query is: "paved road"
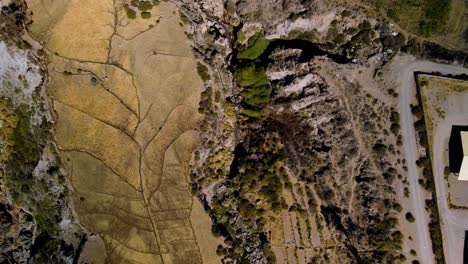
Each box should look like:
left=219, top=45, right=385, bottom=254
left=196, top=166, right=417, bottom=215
left=396, top=59, right=468, bottom=264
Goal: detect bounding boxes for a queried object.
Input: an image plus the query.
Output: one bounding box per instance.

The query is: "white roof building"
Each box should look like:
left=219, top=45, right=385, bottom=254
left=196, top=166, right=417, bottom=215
left=458, top=131, right=468, bottom=181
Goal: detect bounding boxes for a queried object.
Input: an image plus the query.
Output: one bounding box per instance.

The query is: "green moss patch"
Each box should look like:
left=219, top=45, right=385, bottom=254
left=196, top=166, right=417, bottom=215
left=233, top=32, right=273, bottom=119
left=237, top=34, right=270, bottom=60
left=234, top=65, right=272, bottom=118
left=241, top=108, right=268, bottom=119
left=233, top=64, right=269, bottom=88
left=241, top=85, right=272, bottom=107
left=0, top=102, right=18, bottom=160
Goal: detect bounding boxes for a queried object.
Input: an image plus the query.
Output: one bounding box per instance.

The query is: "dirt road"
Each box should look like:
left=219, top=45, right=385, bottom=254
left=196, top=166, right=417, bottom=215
left=395, top=58, right=468, bottom=264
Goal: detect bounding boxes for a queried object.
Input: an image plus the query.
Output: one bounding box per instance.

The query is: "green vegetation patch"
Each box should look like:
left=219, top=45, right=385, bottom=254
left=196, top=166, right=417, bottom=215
left=233, top=64, right=269, bottom=88
left=234, top=64, right=272, bottom=118
left=124, top=5, right=137, bottom=19
left=0, top=102, right=18, bottom=160
left=237, top=34, right=270, bottom=60
left=138, top=1, right=153, bottom=11
left=405, top=212, right=415, bottom=223
left=206, top=131, right=285, bottom=262
left=233, top=32, right=273, bottom=119
left=285, top=29, right=318, bottom=42
left=141, top=11, right=152, bottom=19
left=196, top=62, right=210, bottom=82
left=368, top=217, right=403, bottom=260
left=236, top=30, right=247, bottom=43
left=241, top=85, right=272, bottom=107
left=241, top=108, right=268, bottom=119
left=0, top=98, right=82, bottom=261
left=372, top=0, right=450, bottom=37
left=418, top=0, right=450, bottom=37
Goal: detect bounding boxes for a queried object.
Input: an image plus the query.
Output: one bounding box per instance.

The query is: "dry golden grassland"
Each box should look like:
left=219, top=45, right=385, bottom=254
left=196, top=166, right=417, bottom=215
left=26, top=0, right=222, bottom=263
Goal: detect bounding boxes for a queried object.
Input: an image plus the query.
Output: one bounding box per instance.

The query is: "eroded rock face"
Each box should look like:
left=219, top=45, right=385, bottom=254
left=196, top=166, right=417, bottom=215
left=0, top=189, right=34, bottom=263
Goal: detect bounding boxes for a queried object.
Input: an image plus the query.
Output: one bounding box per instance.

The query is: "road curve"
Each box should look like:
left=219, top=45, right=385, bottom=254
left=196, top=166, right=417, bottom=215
left=396, top=59, right=468, bottom=264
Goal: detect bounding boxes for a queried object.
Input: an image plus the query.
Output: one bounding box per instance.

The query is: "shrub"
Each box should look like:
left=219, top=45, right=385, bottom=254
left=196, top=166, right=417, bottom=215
left=390, top=123, right=400, bottom=135
left=141, top=11, right=151, bottom=19
left=333, top=33, right=345, bottom=44
left=414, top=120, right=426, bottom=133
left=418, top=178, right=425, bottom=186
left=124, top=5, right=137, bottom=19
left=196, top=62, right=210, bottom=82
left=390, top=111, right=400, bottom=123
left=373, top=143, right=387, bottom=157
left=138, top=1, right=153, bottom=11
left=286, top=29, right=317, bottom=42
left=381, top=35, right=396, bottom=48
left=411, top=105, right=423, bottom=119
left=444, top=166, right=450, bottom=177
left=405, top=212, right=415, bottom=223
left=341, top=10, right=351, bottom=17
left=216, top=245, right=225, bottom=256
left=387, top=9, right=397, bottom=20
left=18, top=40, right=32, bottom=50
left=37, top=49, right=45, bottom=57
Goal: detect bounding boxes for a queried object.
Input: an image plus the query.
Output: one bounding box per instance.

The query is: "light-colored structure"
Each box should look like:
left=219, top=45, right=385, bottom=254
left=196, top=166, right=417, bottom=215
left=458, top=131, right=468, bottom=181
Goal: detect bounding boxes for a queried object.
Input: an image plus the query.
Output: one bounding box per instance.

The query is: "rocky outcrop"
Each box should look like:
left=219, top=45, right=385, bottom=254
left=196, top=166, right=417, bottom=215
left=0, top=187, right=35, bottom=263
left=0, top=1, right=84, bottom=262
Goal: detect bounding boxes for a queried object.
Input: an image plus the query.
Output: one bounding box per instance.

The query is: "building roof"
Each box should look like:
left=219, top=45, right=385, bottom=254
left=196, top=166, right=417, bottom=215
left=463, top=132, right=468, bottom=156
left=460, top=158, right=468, bottom=180
left=449, top=125, right=468, bottom=175
left=458, top=132, right=468, bottom=181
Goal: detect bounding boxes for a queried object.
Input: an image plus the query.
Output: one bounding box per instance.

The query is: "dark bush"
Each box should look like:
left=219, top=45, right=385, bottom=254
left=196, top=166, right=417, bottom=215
left=405, top=212, right=415, bottom=223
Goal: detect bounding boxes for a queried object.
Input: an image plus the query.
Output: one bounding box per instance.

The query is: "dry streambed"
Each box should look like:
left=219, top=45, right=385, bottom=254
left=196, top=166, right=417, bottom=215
left=26, top=0, right=220, bottom=263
